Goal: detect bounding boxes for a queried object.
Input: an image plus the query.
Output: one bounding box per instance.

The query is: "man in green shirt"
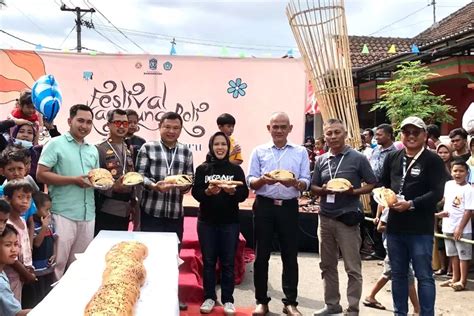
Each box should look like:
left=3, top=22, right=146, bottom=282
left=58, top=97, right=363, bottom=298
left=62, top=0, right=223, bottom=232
left=37, top=104, right=99, bottom=280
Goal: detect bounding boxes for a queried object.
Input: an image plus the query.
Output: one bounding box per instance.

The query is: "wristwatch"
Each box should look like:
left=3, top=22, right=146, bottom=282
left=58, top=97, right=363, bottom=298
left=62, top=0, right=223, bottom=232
left=409, top=200, right=415, bottom=211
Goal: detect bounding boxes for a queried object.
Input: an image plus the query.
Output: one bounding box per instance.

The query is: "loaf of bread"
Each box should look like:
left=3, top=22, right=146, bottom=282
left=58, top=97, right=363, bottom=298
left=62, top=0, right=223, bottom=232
left=84, top=241, right=148, bottom=316
left=122, top=172, right=144, bottom=186
left=265, top=169, right=295, bottom=180
left=163, top=174, right=193, bottom=185
left=88, top=168, right=114, bottom=188
left=208, top=179, right=244, bottom=186
left=373, top=187, right=398, bottom=208
left=326, top=178, right=352, bottom=192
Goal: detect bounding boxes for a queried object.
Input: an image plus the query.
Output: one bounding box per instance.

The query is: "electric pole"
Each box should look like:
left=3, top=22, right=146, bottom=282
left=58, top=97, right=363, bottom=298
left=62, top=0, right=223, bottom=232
left=431, top=0, right=436, bottom=24
left=60, top=4, right=95, bottom=53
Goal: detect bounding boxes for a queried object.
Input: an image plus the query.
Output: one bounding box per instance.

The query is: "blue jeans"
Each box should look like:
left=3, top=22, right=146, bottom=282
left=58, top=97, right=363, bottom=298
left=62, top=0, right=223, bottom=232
left=197, top=220, right=240, bottom=303
left=387, top=233, right=435, bottom=316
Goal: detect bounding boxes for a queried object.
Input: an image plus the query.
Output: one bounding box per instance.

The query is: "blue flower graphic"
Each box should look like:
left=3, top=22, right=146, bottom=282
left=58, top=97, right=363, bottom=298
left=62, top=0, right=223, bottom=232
left=227, top=78, right=247, bottom=98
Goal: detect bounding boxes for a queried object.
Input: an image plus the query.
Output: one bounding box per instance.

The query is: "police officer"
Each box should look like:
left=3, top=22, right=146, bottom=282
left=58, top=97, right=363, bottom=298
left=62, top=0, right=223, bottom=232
left=94, top=109, right=136, bottom=235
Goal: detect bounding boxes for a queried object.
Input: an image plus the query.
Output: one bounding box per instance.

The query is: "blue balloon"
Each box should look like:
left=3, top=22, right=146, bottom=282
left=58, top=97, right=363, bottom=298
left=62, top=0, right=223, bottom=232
left=31, top=74, right=62, bottom=122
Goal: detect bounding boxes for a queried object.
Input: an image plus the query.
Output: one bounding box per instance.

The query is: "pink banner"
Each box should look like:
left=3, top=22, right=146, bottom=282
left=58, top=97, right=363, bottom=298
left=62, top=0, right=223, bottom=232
left=0, top=50, right=307, bottom=172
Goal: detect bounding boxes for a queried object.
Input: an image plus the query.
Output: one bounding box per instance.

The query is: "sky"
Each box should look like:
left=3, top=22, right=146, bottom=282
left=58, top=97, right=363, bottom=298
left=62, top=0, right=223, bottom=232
left=0, top=0, right=471, bottom=57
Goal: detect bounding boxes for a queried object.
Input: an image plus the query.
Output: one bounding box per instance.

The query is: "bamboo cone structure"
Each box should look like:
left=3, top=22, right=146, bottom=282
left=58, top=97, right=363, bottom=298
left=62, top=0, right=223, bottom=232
left=287, top=0, right=361, bottom=149
left=287, top=1, right=368, bottom=211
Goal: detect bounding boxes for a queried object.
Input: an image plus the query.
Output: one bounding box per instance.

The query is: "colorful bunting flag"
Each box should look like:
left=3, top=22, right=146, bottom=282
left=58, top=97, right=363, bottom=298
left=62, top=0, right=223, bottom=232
left=238, top=52, right=246, bottom=58
left=35, top=44, right=43, bottom=50
left=170, top=38, right=177, bottom=55
left=287, top=48, right=294, bottom=57
left=361, top=44, right=369, bottom=54
left=388, top=44, right=397, bottom=54
left=411, top=44, right=420, bottom=53
left=220, top=47, right=229, bottom=56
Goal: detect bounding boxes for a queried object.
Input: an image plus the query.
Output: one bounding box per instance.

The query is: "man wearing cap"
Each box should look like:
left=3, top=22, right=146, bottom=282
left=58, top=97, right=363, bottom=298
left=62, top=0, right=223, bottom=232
left=312, top=118, right=376, bottom=316
left=380, top=116, right=445, bottom=316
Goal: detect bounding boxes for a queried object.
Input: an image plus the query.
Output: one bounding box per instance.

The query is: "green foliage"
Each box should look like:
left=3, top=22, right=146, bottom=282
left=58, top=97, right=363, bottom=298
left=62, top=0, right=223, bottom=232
left=370, top=61, right=456, bottom=131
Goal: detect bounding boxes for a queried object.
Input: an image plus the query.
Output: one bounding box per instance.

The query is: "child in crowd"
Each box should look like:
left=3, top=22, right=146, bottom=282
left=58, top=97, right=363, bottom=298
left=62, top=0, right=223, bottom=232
left=314, top=136, right=326, bottom=156
left=9, top=91, right=40, bottom=127
left=436, top=159, right=473, bottom=291
left=125, top=109, right=146, bottom=163
left=0, top=200, right=11, bottom=234
left=217, top=113, right=243, bottom=165
left=363, top=206, right=420, bottom=313
left=23, top=192, right=56, bottom=308
left=3, top=180, right=36, bottom=302
left=0, top=147, right=38, bottom=248
left=0, top=224, right=31, bottom=316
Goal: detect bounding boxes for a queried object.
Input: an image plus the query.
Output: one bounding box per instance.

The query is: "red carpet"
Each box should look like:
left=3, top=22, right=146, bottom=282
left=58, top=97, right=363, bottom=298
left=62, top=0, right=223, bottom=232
left=180, top=304, right=254, bottom=316
left=179, top=217, right=252, bottom=304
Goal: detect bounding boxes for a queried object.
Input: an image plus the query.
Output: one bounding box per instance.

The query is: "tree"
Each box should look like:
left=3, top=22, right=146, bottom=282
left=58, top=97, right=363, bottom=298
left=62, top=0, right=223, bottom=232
left=370, top=61, right=456, bottom=131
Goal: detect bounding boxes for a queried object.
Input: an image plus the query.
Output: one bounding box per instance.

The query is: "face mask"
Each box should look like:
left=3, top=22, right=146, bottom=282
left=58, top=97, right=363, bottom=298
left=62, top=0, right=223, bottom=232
left=14, top=138, right=33, bottom=149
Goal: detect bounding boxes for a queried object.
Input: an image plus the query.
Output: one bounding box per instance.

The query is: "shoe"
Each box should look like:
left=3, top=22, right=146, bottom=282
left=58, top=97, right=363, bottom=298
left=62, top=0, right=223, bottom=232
left=362, top=252, right=383, bottom=260
left=252, top=303, right=269, bottom=315
left=224, top=302, right=236, bottom=315
left=283, top=304, right=303, bottom=315
left=179, top=300, right=188, bottom=311
left=343, top=309, right=359, bottom=316
left=313, top=305, right=343, bottom=315
left=199, top=299, right=215, bottom=314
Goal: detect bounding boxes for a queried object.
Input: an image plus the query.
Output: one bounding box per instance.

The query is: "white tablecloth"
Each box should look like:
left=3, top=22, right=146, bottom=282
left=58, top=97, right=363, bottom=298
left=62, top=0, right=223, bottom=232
left=30, top=231, right=180, bottom=316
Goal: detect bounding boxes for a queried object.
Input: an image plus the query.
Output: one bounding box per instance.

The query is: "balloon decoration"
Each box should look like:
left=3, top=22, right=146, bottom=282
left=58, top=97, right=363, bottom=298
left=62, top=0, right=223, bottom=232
left=31, top=74, right=62, bottom=122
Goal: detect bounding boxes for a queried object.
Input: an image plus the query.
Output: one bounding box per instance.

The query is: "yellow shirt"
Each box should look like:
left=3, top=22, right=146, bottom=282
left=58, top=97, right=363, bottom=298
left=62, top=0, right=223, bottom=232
left=229, top=136, right=243, bottom=162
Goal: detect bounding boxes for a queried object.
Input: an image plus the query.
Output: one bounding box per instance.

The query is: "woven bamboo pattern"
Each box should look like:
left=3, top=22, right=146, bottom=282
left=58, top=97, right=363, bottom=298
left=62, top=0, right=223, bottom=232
left=287, top=0, right=361, bottom=148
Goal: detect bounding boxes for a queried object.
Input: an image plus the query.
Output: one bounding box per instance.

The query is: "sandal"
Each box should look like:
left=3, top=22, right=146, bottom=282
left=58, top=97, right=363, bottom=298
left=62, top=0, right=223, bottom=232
left=434, top=268, right=447, bottom=275
left=451, top=282, right=465, bottom=291
left=363, top=298, right=386, bottom=310
left=440, top=280, right=453, bottom=287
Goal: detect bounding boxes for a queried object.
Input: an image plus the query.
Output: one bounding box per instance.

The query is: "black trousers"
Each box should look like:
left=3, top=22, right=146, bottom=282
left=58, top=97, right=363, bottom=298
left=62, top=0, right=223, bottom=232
left=94, top=210, right=130, bottom=236
left=370, top=196, right=386, bottom=258
left=253, top=195, right=299, bottom=306
left=140, top=210, right=184, bottom=251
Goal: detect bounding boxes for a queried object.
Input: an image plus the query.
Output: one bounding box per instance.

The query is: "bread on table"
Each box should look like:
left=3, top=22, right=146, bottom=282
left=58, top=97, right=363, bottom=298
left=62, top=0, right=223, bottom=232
left=84, top=241, right=148, bottom=316
left=326, top=178, right=352, bottom=192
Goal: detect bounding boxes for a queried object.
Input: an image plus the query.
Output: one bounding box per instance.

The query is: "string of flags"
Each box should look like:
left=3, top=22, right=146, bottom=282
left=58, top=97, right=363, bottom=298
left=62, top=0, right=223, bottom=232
left=360, top=43, right=421, bottom=55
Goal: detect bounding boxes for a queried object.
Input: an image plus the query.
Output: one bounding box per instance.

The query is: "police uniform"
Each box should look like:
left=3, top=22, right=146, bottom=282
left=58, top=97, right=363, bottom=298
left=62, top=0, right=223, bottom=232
left=94, top=139, right=136, bottom=234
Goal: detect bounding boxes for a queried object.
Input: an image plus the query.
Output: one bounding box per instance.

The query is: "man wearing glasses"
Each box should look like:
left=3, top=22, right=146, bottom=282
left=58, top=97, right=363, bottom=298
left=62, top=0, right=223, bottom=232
left=94, top=109, right=135, bottom=234
left=135, top=111, right=193, bottom=310
left=380, top=117, right=445, bottom=316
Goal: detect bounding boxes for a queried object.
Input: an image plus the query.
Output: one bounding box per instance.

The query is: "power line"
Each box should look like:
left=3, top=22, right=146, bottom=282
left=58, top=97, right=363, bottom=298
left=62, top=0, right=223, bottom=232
left=94, top=23, right=298, bottom=52
left=59, top=25, right=76, bottom=48
left=0, top=29, right=62, bottom=50
left=91, top=27, right=128, bottom=52
left=369, top=4, right=431, bottom=36
left=85, top=0, right=146, bottom=52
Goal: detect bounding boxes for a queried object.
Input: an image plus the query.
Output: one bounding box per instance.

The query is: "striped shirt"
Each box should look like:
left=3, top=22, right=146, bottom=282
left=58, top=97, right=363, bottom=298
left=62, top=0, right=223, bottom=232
left=136, top=140, right=193, bottom=219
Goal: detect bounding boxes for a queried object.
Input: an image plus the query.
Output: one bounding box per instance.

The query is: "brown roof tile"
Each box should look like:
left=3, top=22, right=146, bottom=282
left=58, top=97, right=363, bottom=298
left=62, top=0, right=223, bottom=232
left=415, top=2, right=474, bottom=44
left=348, top=35, right=412, bottom=68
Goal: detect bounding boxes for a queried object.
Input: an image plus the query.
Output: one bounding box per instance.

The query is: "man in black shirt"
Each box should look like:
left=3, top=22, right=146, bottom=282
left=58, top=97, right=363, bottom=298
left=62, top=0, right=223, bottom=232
left=380, top=116, right=445, bottom=316
left=449, top=127, right=470, bottom=162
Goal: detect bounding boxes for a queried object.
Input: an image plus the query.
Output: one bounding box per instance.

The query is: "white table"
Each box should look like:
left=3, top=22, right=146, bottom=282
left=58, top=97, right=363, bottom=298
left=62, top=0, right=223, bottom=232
left=30, top=231, right=180, bottom=316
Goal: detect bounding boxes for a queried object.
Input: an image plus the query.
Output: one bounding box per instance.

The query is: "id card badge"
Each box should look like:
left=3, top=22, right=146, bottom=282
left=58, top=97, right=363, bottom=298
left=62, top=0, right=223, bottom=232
left=327, top=194, right=335, bottom=204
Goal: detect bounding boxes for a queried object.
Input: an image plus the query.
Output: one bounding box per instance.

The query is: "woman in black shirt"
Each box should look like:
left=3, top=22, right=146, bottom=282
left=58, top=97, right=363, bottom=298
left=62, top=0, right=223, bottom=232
left=192, top=131, right=249, bottom=315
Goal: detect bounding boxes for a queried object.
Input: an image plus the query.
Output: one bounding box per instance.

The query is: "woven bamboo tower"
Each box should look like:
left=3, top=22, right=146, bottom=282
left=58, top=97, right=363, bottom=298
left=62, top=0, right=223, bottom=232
left=287, top=0, right=361, bottom=149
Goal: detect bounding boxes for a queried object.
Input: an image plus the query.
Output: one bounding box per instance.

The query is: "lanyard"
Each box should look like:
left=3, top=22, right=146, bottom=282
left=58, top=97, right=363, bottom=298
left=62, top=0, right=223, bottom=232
left=106, top=141, right=127, bottom=174
left=399, top=148, right=424, bottom=195
left=327, top=155, right=345, bottom=179
left=270, top=146, right=288, bottom=168
left=160, top=142, right=178, bottom=175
